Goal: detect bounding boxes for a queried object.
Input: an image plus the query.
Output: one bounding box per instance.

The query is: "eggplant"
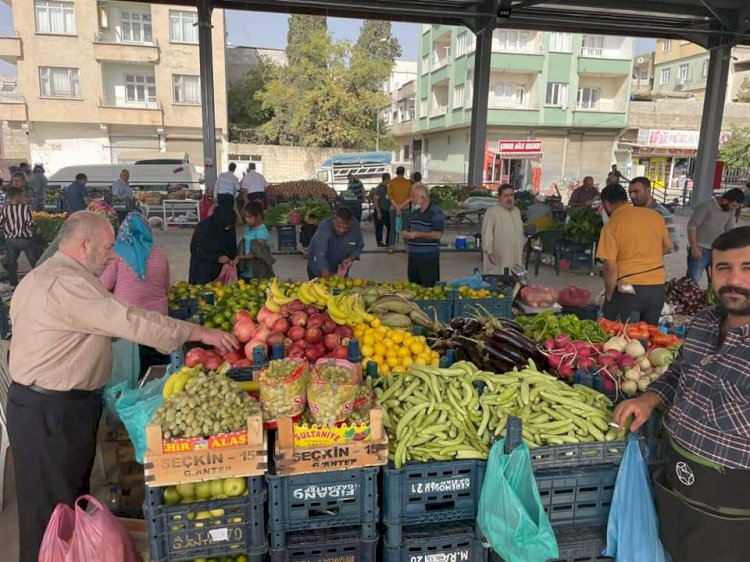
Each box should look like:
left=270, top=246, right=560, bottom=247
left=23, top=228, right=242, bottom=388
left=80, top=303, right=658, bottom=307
left=461, top=318, right=482, bottom=335
left=450, top=317, right=467, bottom=330
left=499, top=319, right=525, bottom=334
left=482, top=340, right=527, bottom=368
left=490, top=328, right=537, bottom=355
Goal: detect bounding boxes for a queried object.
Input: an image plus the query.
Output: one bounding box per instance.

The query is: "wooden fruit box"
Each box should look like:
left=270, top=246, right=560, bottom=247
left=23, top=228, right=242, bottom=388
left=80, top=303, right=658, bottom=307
left=273, top=408, right=389, bottom=476
left=143, top=415, right=268, bottom=487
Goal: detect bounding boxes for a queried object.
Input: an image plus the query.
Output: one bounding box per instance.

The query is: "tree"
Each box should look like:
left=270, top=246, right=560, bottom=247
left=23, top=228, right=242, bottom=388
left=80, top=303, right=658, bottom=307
left=227, top=57, right=275, bottom=139
left=736, top=76, right=750, bottom=103
left=718, top=126, right=750, bottom=170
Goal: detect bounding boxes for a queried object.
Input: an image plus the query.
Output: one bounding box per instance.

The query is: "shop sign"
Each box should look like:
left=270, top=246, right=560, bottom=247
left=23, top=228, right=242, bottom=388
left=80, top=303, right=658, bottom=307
left=498, top=140, right=543, bottom=156
left=637, top=129, right=730, bottom=149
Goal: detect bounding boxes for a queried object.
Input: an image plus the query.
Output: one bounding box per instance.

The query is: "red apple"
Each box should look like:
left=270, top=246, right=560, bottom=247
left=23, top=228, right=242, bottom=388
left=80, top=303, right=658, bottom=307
left=333, top=346, right=349, bottom=359
left=251, top=326, right=271, bottom=342
left=266, top=331, right=285, bottom=347
left=288, top=299, right=304, bottom=313
left=204, top=354, right=222, bottom=371
left=288, top=326, right=306, bottom=341
left=272, top=318, right=290, bottom=334
left=256, top=307, right=273, bottom=324
left=185, top=348, right=207, bottom=368
left=305, top=327, right=323, bottom=344
left=233, top=321, right=255, bottom=343
left=323, top=333, right=341, bottom=351
left=307, top=314, right=323, bottom=329
left=234, top=358, right=252, bottom=368
left=305, top=346, right=323, bottom=361
left=304, top=304, right=319, bottom=316
left=288, top=346, right=306, bottom=359
left=262, top=312, right=282, bottom=330
left=334, top=326, right=353, bottom=339
left=321, top=318, right=337, bottom=335
left=225, top=351, right=243, bottom=365
left=234, top=310, right=254, bottom=324
left=290, top=311, right=307, bottom=327
left=279, top=304, right=290, bottom=317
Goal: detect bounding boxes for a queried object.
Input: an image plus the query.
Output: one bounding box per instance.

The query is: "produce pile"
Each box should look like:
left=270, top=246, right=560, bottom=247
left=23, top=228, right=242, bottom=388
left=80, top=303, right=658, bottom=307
left=32, top=212, right=66, bottom=243
left=428, top=185, right=493, bottom=211
left=267, top=180, right=337, bottom=200
left=354, top=323, right=439, bottom=376
left=557, top=206, right=603, bottom=244
left=516, top=311, right=609, bottom=343
left=373, top=360, right=622, bottom=468
left=665, top=277, right=709, bottom=315
left=598, top=319, right=681, bottom=349
left=153, top=366, right=261, bottom=439
left=168, top=279, right=268, bottom=329
left=519, top=285, right=559, bottom=309
left=264, top=199, right=333, bottom=227
left=161, top=476, right=249, bottom=506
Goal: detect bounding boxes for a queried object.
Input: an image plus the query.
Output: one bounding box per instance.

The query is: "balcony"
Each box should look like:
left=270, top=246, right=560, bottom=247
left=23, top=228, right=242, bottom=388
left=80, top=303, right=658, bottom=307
left=574, top=99, right=627, bottom=113
left=430, top=105, right=448, bottom=117
left=572, top=101, right=627, bottom=127
left=0, top=90, right=27, bottom=121
left=579, top=46, right=632, bottom=59
left=93, top=32, right=159, bottom=63
left=390, top=120, right=417, bottom=137
left=0, top=29, right=21, bottom=62
left=578, top=56, right=631, bottom=75
left=98, top=96, right=163, bottom=126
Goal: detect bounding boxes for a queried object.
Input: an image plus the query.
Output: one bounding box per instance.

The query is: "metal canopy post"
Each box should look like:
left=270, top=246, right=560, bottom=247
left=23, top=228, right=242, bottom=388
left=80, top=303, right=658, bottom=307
left=467, top=21, right=495, bottom=187
left=692, top=41, right=732, bottom=206
left=197, top=0, right=218, bottom=193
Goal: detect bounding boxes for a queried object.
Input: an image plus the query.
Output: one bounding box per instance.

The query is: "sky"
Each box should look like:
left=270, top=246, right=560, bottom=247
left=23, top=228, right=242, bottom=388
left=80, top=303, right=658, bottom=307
left=0, top=6, right=656, bottom=74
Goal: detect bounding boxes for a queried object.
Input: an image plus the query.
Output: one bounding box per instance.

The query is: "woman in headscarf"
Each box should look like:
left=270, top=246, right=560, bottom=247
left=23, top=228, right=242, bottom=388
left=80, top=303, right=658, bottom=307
left=189, top=204, right=237, bottom=284
left=100, top=212, right=172, bottom=374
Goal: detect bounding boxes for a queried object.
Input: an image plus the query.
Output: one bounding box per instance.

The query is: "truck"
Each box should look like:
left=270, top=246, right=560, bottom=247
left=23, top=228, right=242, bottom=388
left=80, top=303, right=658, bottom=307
left=312, top=152, right=392, bottom=193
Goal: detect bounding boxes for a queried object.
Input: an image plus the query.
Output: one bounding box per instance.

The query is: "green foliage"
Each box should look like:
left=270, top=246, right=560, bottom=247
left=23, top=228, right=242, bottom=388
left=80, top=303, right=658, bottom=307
left=227, top=58, right=275, bottom=133
left=563, top=207, right=603, bottom=244
left=718, top=126, right=750, bottom=170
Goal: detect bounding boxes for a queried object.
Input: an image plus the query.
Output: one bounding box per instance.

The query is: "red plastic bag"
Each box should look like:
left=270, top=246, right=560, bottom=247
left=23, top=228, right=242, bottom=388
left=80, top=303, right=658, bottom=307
left=215, top=263, right=238, bottom=285
left=558, top=285, right=591, bottom=308
left=39, top=496, right=140, bottom=562
left=520, top=285, right=559, bottom=308
left=199, top=193, right=215, bottom=220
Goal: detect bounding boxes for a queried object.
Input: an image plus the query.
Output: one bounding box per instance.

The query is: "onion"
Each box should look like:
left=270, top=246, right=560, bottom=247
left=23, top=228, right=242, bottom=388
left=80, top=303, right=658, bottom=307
left=624, top=340, right=646, bottom=359
left=603, top=336, right=628, bottom=353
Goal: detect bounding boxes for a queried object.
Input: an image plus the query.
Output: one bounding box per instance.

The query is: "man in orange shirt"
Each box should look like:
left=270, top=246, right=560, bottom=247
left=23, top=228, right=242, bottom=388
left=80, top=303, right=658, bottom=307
left=386, top=166, right=413, bottom=253
left=596, top=183, right=673, bottom=325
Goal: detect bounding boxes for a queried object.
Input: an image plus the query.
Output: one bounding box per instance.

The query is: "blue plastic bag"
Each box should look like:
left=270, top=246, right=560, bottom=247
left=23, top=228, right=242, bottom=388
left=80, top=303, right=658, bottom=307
left=103, top=340, right=141, bottom=425
left=114, top=373, right=169, bottom=464
left=450, top=271, right=490, bottom=289
left=604, top=433, right=670, bottom=562
left=477, top=439, right=559, bottom=562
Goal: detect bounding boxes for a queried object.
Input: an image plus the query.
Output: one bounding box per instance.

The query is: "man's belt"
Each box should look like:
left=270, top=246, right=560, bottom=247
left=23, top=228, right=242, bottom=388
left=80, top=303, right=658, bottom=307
left=13, top=381, right=103, bottom=399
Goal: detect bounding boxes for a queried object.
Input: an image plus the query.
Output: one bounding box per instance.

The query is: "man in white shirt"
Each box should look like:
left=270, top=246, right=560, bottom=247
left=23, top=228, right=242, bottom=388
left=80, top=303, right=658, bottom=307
left=241, top=162, right=268, bottom=206
left=214, top=163, right=241, bottom=208
left=111, top=169, right=134, bottom=222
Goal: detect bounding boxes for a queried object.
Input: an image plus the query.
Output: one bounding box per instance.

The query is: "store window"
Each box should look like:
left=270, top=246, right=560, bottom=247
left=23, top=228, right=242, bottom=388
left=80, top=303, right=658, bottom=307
left=39, top=66, right=80, bottom=98
left=34, top=0, right=75, bottom=34
left=545, top=82, right=568, bottom=107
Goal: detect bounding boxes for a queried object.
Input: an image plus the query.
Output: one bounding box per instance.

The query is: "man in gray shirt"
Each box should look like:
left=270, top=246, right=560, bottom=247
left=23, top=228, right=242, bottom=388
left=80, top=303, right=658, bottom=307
left=65, top=173, right=91, bottom=213
left=307, top=207, right=364, bottom=279
left=112, top=169, right=134, bottom=222
left=686, top=188, right=743, bottom=284
left=628, top=176, right=680, bottom=252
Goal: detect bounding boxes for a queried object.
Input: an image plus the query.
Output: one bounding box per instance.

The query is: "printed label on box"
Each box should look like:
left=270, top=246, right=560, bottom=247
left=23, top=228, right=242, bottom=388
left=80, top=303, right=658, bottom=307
left=162, top=429, right=248, bottom=454
left=411, top=550, right=470, bottom=562
left=410, top=477, right=472, bottom=495
left=292, top=422, right=371, bottom=447
left=292, top=483, right=358, bottom=500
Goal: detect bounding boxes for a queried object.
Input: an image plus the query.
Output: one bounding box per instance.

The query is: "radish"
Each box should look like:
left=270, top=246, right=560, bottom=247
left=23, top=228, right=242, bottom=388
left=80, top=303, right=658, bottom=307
left=557, top=364, right=574, bottom=379
left=624, top=340, right=646, bottom=359
left=554, top=334, right=572, bottom=349
left=618, top=354, right=636, bottom=370
left=597, top=353, right=617, bottom=368
left=576, top=357, right=596, bottom=370
left=547, top=353, right=564, bottom=370
left=543, top=338, right=556, bottom=352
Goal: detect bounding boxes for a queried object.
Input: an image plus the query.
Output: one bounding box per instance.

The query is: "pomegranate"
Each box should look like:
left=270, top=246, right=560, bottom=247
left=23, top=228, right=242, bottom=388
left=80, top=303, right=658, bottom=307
left=204, top=354, right=222, bottom=371
left=304, top=304, right=319, bottom=316
left=333, top=346, right=349, bottom=359
left=266, top=331, right=285, bottom=347
left=251, top=325, right=271, bottom=342
left=244, top=339, right=267, bottom=358
left=272, top=318, right=290, bottom=334
left=305, top=346, right=323, bottom=361
left=262, top=312, right=283, bottom=330
left=288, top=299, right=304, bottom=313
left=334, top=326, right=353, bottom=339
left=256, top=307, right=273, bottom=324
left=233, top=321, right=255, bottom=343
left=185, top=348, right=207, bottom=368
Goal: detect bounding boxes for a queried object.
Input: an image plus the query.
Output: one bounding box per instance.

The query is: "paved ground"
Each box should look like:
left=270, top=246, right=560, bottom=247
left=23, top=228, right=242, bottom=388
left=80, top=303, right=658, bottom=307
left=0, top=210, right=728, bottom=560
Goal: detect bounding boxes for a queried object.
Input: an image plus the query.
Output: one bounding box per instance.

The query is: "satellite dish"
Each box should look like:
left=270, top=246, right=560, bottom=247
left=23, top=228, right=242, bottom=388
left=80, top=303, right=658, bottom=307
left=637, top=57, right=645, bottom=64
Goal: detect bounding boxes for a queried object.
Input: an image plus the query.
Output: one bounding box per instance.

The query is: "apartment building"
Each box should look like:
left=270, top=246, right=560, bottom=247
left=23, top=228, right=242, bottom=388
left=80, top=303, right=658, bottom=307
left=378, top=60, right=418, bottom=170
left=0, top=0, right=227, bottom=175
left=415, top=25, right=634, bottom=190
left=652, top=39, right=750, bottom=102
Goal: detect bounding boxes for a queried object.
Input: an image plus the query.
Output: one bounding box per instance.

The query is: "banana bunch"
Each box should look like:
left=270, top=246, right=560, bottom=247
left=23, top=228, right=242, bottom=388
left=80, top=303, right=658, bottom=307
left=162, top=365, right=203, bottom=399
left=265, top=278, right=295, bottom=312
left=298, top=281, right=330, bottom=307
left=327, top=294, right=375, bottom=326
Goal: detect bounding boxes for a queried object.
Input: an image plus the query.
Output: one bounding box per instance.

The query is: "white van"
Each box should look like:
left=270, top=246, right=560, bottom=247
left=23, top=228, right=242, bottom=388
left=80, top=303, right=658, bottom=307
left=47, top=163, right=202, bottom=191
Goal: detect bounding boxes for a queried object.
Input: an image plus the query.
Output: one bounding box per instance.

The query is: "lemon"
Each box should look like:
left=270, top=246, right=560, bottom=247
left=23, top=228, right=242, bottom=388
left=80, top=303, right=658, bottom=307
left=401, top=356, right=414, bottom=368
left=410, top=342, right=424, bottom=356
left=362, top=334, right=375, bottom=346
left=373, top=342, right=386, bottom=356
left=403, top=335, right=414, bottom=347
left=373, top=354, right=384, bottom=365
left=383, top=338, right=394, bottom=349
left=380, top=365, right=391, bottom=376
left=370, top=318, right=381, bottom=328
left=415, top=354, right=430, bottom=365
left=361, top=344, right=374, bottom=357
left=386, top=356, right=399, bottom=368
left=397, top=347, right=410, bottom=358
left=391, top=331, right=405, bottom=344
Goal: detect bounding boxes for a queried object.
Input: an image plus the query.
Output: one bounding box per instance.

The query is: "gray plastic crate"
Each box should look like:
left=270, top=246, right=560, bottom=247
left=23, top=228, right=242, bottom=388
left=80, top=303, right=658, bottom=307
left=383, top=522, right=487, bottom=562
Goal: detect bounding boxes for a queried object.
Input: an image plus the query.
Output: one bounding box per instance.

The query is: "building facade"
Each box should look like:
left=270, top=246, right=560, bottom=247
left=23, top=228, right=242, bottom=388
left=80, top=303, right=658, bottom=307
left=414, top=25, right=634, bottom=191
left=378, top=60, right=418, bottom=170
left=0, top=0, right=228, bottom=176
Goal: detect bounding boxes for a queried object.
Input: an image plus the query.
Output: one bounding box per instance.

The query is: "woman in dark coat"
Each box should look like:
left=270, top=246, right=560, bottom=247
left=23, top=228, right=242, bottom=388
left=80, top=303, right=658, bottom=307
left=189, top=205, right=238, bottom=284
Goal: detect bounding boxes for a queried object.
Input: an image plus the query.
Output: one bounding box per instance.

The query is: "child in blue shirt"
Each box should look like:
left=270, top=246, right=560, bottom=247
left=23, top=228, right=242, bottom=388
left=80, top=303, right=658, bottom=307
left=237, top=201, right=272, bottom=280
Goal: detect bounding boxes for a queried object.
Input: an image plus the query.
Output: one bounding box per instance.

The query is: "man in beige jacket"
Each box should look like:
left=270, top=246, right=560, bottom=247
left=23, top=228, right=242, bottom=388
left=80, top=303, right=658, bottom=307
left=482, top=184, right=524, bottom=274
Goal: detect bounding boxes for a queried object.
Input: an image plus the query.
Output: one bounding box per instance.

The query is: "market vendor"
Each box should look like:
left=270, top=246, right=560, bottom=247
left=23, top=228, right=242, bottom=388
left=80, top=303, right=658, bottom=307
left=307, top=206, right=364, bottom=279
left=615, top=226, right=750, bottom=562
left=6, top=211, right=238, bottom=562
left=482, top=184, right=524, bottom=275
left=568, top=176, right=599, bottom=208
left=596, top=183, right=673, bottom=325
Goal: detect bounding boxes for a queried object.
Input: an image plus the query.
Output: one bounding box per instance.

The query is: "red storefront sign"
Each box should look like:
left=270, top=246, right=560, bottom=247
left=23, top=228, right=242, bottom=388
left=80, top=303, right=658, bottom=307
left=498, top=140, right=543, bottom=157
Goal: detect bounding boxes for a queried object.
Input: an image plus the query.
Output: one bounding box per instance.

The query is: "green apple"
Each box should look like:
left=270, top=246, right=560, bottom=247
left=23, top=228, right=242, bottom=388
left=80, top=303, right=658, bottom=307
left=209, top=479, right=225, bottom=499
left=162, top=486, right=181, bottom=506
left=235, top=555, right=248, bottom=562
left=194, top=481, right=212, bottom=500
left=195, top=510, right=212, bottom=520
left=175, top=483, right=195, bottom=498
left=187, top=512, right=196, bottom=521
left=223, top=477, right=247, bottom=497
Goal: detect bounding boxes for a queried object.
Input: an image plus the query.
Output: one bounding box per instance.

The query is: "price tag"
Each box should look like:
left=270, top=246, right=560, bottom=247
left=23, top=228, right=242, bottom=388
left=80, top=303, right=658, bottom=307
left=208, top=528, right=229, bottom=542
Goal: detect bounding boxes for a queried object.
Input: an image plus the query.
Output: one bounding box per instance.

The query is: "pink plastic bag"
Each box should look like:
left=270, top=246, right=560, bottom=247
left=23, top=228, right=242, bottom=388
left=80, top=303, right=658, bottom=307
left=215, top=263, right=238, bottom=285
left=39, top=496, right=140, bottom=562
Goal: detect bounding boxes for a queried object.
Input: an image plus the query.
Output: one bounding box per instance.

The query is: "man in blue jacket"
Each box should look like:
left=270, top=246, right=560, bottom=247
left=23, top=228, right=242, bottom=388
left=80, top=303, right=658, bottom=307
left=307, top=207, right=364, bottom=279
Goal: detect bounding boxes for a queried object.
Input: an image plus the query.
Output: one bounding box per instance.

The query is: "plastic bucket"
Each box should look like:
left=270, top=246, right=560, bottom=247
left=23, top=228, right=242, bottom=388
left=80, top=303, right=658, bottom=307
left=455, top=235, right=467, bottom=249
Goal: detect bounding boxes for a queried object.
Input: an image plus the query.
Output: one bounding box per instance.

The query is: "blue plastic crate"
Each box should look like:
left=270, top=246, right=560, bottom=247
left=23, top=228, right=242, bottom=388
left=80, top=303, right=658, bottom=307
left=490, top=526, right=611, bottom=562
left=382, top=460, right=485, bottom=545
left=414, top=298, right=453, bottom=323
left=383, top=522, right=487, bottom=562
left=145, top=477, right=267, bottom=562
left=267, top=467, right=379, bottom=549
left=535, top=465, right=618, bottom=529
left=453, top=295, right=513, bottom=319
left=269, top=528, right=379, bottom=562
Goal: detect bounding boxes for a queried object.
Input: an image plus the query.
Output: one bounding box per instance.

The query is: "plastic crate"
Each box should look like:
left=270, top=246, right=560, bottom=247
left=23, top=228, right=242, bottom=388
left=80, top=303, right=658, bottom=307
left=269, top=528, right=378, bottom=562
left=383, top=522, right=487, bottom=562
left=453, top=295, right=513, bottom=319
left=535, top=465, right=618, bottom=529
left=381, top=460, right=485, bottom=545
left=490, top=526, right=611, bottom=562
left=277, top=225, right=298, bottom=252
left=145, top=476, right=267, bottom=562
left=528, top=442, right=627, bottom=470
left=414, top=298, right=453, bottom=323
left=267, top=467, right=379, bottom=549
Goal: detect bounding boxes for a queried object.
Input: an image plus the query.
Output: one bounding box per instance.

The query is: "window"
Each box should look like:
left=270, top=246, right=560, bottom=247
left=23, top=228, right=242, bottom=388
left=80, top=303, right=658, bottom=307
left=173, top=75, right=200, bottom=104
left=421, top=54, right=430, bottom=74
left=548, top=32, right=571, bottom=53
left=39, top=66, right=80, bottom=98
left=35, top=0, right=75, bottom=34
left=495, top=30, right=531, bottom=52
left=453, top=84, right=464, bottom=108
left=678, top=64, right=689, bottom=84
left=659, top=68, right=671, bottom=85
left=419, top=98, right=428, bottom=118
left=121, top=12, right=152, bottom=43
left=170, top=10, right=198, bottom=43
left=125, top=74, right=156, bottom=103
left=403, top=145, right=410, bottom=160
left=492, top=83, right=526, bottom=107
left=545, top=82, right=568, bottom=107
left=662, top=40, right=672, bottom=52
left=702, top=59, right=709, bottom=78
left=577, top=87, right=601, bottom=109
left=581, top=35, right=605, bottom=57
left=456, top=32, right=468, bottom=57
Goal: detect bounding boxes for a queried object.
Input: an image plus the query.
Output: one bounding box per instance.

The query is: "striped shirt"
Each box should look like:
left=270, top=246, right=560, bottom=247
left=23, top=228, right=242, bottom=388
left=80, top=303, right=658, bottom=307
left=649, top=307, right=750, bottom=469
left=406, top=203, right=445, bottom=257
left=99, top=245, right=171, bottom=315
left=0, top=202, right=34, bottom=238
left=24, top=187, right=41, bottom=212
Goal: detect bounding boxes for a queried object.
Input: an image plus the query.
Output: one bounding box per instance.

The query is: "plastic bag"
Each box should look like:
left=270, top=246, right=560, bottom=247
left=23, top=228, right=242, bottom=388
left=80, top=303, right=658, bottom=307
left=199, top=193, right=214, bottom=220
left=449, top=271, right=490, bottom=289
left=215, top=263, right=238, bottom=285
left=39, top=496, right=140, bottom=562
left=558, top=285, right=591, bottom=308
left=394, top=214, right=403, bottom=235
left=477, top=439, right=559, bottom=562
left=104, top=340, right=141, bottom=425
left=603, top=433, right=669, bottom=562
left=114, top=373, right=168, bottom=463
left=520, top=285, right=559, bottom=308
left=307, top=359, right=360, bottom=426
left=258, top=358, right=310, bottom=428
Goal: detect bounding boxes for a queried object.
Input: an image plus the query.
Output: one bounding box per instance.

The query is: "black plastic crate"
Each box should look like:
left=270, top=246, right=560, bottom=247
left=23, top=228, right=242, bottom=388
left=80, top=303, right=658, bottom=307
left=267, top=467, right=379, bottom=549
left=383, top=522, right=487, bottom=562
left=490, top=526, right=611, bottom=562
left=145, top=477, right=267, bottom=562
left=561, top=305, right=599, bottom=321
left=382, top=460, right=485, bottom=545
left=269, top=528, right=378, bottom=562
left=276, top=225, right=298, bottom=252
left=535, top=465, right=617, bottom=529
left=528, top=442, right=627, bottom=470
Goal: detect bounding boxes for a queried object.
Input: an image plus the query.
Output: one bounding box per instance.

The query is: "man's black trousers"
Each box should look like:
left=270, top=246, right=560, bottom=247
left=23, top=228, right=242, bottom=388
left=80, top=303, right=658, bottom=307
left=7, top=382, right=102, bottom=562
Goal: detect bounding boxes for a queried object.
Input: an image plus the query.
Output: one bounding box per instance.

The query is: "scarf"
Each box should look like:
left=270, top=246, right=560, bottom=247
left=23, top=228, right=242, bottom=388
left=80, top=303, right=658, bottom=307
left=115, top=212, right=153, bottom=280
